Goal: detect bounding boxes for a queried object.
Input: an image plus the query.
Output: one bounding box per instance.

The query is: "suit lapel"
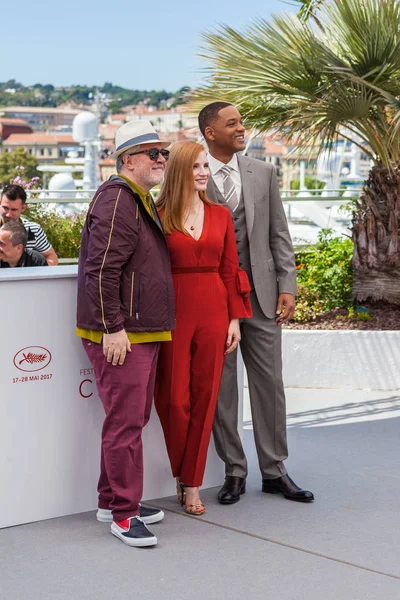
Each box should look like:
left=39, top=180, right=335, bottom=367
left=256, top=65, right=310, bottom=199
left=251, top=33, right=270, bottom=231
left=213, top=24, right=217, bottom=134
left=238, top=154, right=255, bottom=239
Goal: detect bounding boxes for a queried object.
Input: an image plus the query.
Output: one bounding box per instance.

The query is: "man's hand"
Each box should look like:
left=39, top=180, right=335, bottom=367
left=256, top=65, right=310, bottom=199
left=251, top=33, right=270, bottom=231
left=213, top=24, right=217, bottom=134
left=276, top=293, right=295, bottom=325
left=103, top=330, right=131, bottom=366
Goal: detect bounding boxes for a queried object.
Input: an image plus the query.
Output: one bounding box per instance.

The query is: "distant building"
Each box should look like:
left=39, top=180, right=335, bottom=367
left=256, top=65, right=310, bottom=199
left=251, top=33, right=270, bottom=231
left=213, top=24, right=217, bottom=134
left=246, top=135, right=265, bottom=161
left=1, top=133, right=79, bottom=163
left=161, top=130, right=198, bottom=146
left=264, top=140, right=284, bottom=184
left=242, top=134, right=284, bottom=185
left=125, top=106, right=198, bottom=133
left=99, top=123, right=119, bottom=154
left=0, top=106, right=81, bottom=131
left=99, top=157, right=116, bottom=181
left=107, top=114, right=126, bottom=126
left=0, top=118, right=33, bottom=141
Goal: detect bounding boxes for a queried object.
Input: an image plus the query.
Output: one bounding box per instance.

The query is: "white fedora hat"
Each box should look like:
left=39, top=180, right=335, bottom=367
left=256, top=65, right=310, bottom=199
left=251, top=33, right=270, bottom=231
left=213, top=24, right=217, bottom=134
left=109, top=120, right=170, bottom=159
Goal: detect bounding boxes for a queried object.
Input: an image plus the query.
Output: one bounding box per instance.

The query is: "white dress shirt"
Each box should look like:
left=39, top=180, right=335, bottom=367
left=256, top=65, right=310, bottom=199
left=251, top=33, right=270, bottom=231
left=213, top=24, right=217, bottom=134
left=207, top=152, right=242, bottom=200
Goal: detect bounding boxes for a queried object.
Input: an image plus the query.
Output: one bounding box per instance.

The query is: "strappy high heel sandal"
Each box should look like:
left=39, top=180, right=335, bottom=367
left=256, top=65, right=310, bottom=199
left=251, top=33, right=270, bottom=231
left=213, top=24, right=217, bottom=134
left=179, top=483, right=206, bottom=515
left=176, top=480, right=186, bottom=504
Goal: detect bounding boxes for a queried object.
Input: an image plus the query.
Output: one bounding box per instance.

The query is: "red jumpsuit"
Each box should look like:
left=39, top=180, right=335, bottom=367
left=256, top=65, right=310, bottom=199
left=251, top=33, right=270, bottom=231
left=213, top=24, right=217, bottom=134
left=155, top=203, right=252, bottom=486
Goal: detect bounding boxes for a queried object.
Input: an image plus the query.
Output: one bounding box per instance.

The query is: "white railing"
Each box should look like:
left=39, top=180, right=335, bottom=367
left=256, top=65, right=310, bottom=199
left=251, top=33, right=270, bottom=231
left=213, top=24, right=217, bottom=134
left=26, top=190, right=96, bottom=204
left=25, top=187, right=357, bottom=264
left=26, top=188, right=361, bottom=205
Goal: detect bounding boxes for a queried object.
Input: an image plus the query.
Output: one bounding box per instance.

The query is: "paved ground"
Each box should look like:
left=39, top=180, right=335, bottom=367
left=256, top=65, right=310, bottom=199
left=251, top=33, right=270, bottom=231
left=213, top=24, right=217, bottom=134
left=1, top=389, right=400, bottom=600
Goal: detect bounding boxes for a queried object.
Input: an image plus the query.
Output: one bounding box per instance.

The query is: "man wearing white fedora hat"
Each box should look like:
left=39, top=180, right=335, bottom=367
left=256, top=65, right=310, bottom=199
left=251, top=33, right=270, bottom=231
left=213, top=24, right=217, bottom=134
left=77, top=120, right=175, bottom=547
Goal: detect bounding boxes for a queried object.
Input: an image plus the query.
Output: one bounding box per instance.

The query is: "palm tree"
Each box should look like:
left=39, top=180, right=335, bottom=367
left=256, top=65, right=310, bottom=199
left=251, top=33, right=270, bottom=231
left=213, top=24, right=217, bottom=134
left=193, top=0, right=400, bottom=305
left=290, top=0, right=326, bottom=29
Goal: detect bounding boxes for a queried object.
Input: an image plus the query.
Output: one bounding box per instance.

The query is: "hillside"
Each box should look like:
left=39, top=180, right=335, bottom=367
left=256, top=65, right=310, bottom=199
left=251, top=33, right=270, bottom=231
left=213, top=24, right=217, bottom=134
left=0, top=80, right=190, bottom=112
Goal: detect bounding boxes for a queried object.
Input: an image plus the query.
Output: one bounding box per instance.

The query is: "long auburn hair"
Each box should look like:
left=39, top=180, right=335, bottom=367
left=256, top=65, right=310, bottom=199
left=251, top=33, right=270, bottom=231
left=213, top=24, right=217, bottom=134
left=156, top=141, right=213, bottom=234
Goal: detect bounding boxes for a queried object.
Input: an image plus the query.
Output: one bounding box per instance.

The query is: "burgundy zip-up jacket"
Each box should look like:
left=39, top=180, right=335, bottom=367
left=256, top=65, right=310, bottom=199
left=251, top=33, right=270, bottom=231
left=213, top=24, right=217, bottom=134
left=77, top=176, right=175, bottom=334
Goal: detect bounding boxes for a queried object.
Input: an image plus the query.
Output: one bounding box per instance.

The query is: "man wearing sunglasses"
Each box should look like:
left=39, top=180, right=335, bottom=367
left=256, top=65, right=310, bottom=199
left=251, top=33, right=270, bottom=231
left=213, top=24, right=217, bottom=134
left=77, top=121, right=175, bottom=548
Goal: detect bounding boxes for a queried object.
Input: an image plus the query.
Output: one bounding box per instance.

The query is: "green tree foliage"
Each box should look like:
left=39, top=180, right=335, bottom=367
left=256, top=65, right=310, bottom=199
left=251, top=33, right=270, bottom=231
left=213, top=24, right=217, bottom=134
left=108, top=101, right=125, bottom=114
left=0, top=149, right=41, bottom=187
left=0, top=80, right=56, bottom=107
left=171, top=86, right=191, bottom=107
left=0, top=81, right=183, bottom=111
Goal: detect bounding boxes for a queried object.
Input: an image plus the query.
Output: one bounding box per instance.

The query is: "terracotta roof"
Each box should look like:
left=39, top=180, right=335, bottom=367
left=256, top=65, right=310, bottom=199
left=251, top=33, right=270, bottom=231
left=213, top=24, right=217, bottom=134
left=4, top=133, right=75, bottom=145
left=100, top=157, right=116, bottom=166
left=264, top=142, right=283, bottom=155
left=175, top=106, right=196, bottom=114
left=2, top=106, right=81, bottom=114
left=0, top=118, right=31, bottom=127
left=132, top=108, right=172, bottom=116
left=100, top=124, right=118, bottom=140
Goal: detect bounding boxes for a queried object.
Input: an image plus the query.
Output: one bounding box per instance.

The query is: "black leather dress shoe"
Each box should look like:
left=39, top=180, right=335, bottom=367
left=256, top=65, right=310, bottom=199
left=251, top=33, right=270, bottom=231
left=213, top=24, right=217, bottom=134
left=218, top=476, right=246, bottom=505
left=262, top=474, right=314, bottom=502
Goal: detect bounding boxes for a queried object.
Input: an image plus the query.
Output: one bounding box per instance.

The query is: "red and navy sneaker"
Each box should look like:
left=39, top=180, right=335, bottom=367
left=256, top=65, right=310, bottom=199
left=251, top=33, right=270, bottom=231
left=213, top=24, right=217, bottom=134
left=97, top=504, right=164, bottom=525
left=111, top=516, right=157, bottom=547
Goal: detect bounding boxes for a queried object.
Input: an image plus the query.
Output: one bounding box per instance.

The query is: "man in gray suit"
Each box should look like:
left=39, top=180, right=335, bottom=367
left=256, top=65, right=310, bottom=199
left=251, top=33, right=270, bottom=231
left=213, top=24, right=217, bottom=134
left=199, top=102, right=314, bottom=504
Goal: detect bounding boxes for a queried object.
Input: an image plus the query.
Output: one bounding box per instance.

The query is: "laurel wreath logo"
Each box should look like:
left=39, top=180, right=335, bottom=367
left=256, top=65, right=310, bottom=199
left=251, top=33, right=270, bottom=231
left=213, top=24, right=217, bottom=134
left=13, top=346, right=52, bottom=372
left=19, top=352, right=47, bottom=365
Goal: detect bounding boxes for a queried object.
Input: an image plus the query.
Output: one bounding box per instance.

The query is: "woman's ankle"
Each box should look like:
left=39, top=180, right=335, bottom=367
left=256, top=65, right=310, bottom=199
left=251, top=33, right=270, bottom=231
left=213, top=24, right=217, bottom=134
left=184, top=486, right=201, bottom=501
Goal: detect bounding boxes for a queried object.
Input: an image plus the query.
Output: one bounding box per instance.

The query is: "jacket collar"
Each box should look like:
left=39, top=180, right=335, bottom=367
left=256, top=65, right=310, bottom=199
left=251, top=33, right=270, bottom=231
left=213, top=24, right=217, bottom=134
left=108, top=175, right=164, bottom=234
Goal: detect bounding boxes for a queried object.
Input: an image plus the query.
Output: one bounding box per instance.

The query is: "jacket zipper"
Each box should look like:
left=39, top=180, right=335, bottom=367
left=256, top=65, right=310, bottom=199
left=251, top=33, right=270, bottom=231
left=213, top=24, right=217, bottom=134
left=129, top=272, right=135, bottom=317
left=136, top=274, right=140, bottom=320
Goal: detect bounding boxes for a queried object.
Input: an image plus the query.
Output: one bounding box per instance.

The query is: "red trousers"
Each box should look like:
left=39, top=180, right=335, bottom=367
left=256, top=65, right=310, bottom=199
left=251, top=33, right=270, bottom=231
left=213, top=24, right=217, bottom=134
left=82, top=339, right=160, bottom=521
left=155, top=272, right=228, bottom=486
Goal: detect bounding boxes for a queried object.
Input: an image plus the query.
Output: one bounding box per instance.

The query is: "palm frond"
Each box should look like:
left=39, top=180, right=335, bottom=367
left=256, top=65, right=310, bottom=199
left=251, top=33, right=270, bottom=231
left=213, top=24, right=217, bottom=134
left=286, top=0, right=326, bottom=30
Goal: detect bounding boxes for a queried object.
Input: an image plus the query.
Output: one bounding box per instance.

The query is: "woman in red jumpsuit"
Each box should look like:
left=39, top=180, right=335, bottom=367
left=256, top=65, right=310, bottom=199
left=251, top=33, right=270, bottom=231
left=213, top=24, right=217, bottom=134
left=155, top=141, right=251, bottom=514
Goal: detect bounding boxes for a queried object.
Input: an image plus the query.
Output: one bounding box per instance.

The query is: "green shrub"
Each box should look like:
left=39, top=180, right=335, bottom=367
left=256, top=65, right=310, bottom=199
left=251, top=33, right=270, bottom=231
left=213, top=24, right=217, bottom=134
left=290, top=177, right=325, bottom=191
left=293, top=283, right=326, bottom=322
left=356, top=311, right=371, bottom=321
left=294, top=229, right=353, bottom=322
left=25, top=205, right=87, bottom=259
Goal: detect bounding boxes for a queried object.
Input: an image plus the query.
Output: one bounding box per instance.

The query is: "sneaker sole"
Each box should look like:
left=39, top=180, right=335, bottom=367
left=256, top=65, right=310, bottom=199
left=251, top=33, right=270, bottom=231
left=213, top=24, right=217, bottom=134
left=111, top=523, right=157, bottom=547
left=140, top=510, right=165, bottom=525
left=97, top=511, right=112, bottom=523
left=97, top=509, right=165, bottom=525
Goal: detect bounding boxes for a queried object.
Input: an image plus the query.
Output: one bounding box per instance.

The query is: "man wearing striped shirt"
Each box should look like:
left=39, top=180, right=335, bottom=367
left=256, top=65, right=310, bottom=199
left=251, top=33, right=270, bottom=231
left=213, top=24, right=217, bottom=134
left=0, top=184, right=58, bottom=266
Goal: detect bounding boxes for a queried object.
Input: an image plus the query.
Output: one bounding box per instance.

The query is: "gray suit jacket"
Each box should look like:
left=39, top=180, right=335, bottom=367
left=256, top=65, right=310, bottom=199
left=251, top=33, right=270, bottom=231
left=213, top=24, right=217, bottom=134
left=207, top=154, right=297, bottom=319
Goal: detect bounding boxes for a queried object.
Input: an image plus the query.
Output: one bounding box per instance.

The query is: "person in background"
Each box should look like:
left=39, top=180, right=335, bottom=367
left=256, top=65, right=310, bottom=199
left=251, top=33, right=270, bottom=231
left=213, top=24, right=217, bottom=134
left=199, top=101, right=314, bottom=505
left=0, top=220, right=47, bottom=268
left=76, top=121, right=175, bottom=548
left=0, top=184, right=58, bottom=266
left=155, top=141, right=252, bottom=515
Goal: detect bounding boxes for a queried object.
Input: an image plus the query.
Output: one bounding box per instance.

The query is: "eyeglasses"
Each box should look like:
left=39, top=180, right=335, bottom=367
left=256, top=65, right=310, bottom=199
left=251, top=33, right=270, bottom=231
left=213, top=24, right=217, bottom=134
left=129, top=148, right=170, bottom=161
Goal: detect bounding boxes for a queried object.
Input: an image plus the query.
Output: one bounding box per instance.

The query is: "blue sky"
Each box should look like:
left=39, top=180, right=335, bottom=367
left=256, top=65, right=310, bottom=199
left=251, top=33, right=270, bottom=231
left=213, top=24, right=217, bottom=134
left=1, top=0, right=296, bottom=91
